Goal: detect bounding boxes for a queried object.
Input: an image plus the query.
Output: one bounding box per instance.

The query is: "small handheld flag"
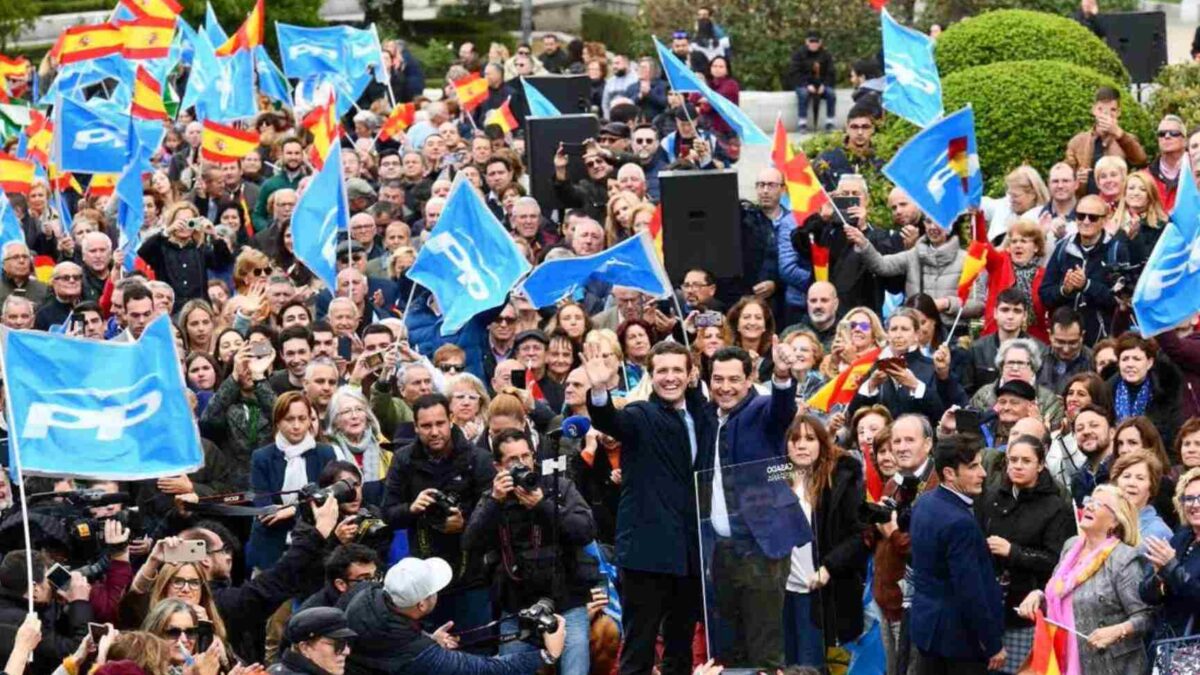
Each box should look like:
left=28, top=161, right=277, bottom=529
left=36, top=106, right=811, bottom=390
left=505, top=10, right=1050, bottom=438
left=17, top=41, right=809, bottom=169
left=483, top=99, right=518, bottom=134
left=453, top=73, right=489, bottom=112
left=771, top=115, right=829, bottom=226
left=201, top=120, right=259, bottom=163
left=214, top=0, right=264, bottom=56
left=379, top=103, right=415, bottom=142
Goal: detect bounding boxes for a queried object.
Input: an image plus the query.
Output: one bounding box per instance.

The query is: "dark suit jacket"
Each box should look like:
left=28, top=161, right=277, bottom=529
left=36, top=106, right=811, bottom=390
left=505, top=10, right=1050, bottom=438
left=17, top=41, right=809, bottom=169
left=909, top=486, right=1004, bottom=662
left=247, top=442, right=337, bottom=570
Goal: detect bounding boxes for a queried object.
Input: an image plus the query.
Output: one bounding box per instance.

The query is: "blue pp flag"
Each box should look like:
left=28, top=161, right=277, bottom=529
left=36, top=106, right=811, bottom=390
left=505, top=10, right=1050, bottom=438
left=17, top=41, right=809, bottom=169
left=254, top=46, right=293, bottom=105
left=521, top=78, right=561, bottom=117
left=1133, top=154, right=1200, bottom=336
left=55, top=97, right=129, bottom=174
left=54, top=191, right=74, bottom=235
left=3, top=315, right=203, bottom=480
left=881, top=9, right=943, bottom=128
left=652, top=36, right=770, bottom=146
left=277, top=23, right=345, bottom=79
left=41, top=54, right=135, bottom=107
left=522, top=232, right=672, bottom=308
left=116, top=117, right=146, bottom=272
left=204, top=2, right=228, bottom=46
left=291, top=135, right=348, bottom=291
left=0, top=193, right=27, bottom=253
left=345, top=24, right=388, bottom=85
left=882, top=105, right=982, bottom=231
left=408, top=176, right=532, bottom=335
left=184, top=33, right=256, bottom=121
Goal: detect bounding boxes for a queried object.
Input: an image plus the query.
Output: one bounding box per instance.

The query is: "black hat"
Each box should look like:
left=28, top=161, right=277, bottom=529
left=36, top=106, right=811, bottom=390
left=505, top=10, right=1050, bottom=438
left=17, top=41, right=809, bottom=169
left=284, top=607, right=357, bottom=644
left=512, top=329, right=549, bottom=349
left=806, top=31, right=822, bottom=41
left=336, top=240, right=366, bottom=257
left=995, top=379, right=1037, bottom=402
left=600, top=122, right=631, bottom=140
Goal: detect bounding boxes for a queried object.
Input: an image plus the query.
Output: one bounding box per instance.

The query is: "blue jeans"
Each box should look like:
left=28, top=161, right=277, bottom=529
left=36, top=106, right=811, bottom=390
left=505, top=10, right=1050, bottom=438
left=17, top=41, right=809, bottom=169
left=795, top=86, right=837, bottom=124
left=499, top=605, right=590, bottom=675
left=783, top=591, right=825, bottom=668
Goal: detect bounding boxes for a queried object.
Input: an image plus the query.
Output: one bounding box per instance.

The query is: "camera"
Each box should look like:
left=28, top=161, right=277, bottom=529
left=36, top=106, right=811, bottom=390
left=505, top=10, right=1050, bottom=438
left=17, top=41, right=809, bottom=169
left=517, top=598, right=560, bottom=635
left=857, top=475, right=921, bottom=532
left=1104, top=262, right=1144, bottom=299
left=423, top=489, right=460, bottom=521
left=343, top=514, right=388, bottom=541
left=509, top=465, right=540, bottom=492
left=0, top=489, right=141, bottom=579
left=299, top=479, right=357, bottom=506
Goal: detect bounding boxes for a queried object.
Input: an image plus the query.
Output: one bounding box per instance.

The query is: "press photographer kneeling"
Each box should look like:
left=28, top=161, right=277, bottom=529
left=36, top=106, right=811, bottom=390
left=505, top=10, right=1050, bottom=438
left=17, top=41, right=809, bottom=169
left=463, top=428, right=597, bottom=675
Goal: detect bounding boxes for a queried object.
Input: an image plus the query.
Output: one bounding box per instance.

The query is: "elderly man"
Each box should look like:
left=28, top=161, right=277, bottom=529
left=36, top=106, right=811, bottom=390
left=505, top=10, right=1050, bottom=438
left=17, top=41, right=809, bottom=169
left=412, top=196, right=444, bottom=239
left=336, top=268, right=386, bottom=332
left=510, top=197, right=556, bottom=259
left=252, top=188, right=298, bottom=258
left=79, top=232, right=113, bottom=302
left=34, top=262, right=84, bottom=330
left=615, top=164, right=648, bottom=201
left=327, top=297, right=361, bottom=338
left=1147, top=114, right=1187, bottom=211
left=2, top=295, right=34, bottom=330
left=0, top=241, right=47, bottom=307
left=970, top=338, right=1064, bottom=431
left=348, top=213, right=384, bottom=261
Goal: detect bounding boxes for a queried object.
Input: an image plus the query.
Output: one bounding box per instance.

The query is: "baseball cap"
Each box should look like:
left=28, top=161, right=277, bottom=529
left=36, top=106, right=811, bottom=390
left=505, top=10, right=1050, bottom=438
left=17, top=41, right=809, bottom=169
left=996, top=380, right=1037, bottom=402
left=384, top=557, right=453, bottom=608
left=600, top=122, right=631, bottom=140
left=513, top=329, right=550, bottom=350
left=336, top=240, right=366, bottom=257
left=284, top=607, right=357, bottom=644
left=346, top=178, right=377, bottom=201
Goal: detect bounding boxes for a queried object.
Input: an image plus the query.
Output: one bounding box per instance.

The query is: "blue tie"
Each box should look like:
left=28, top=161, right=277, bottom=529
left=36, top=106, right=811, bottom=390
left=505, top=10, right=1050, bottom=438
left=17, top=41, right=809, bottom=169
left=680, top=409, right=697, bottom=464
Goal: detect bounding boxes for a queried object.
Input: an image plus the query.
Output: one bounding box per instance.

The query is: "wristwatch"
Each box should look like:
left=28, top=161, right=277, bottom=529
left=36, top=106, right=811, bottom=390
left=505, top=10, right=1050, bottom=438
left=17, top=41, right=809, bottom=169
left=539, top=649, right=558, bottom=665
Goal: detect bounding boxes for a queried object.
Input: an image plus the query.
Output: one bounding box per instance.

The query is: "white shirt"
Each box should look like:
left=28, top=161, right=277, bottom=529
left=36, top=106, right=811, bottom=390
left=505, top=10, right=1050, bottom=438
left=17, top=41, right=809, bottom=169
left=787, top=480, right=816, bottom=593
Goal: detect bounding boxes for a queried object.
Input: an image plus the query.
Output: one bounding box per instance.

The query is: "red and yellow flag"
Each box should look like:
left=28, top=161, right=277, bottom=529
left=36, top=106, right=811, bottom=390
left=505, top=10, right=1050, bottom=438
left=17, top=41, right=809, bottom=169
left=806, top=347, right=882, bottom=413
left=214, top=0, right=265, bottom=56
left=23, top=110, right=53, bottom=167
left=119, top=16, right=174, bottom=60
left=1025, top=611, right=1065, bottom=675
left=118, top=0, right=182, bottom=20
left=647, top=204, right=663, bottom=261
left=201, top=120, right=260, bottom=163
left=525, top=367, right=546, bottom=403
left=772, top=116, right=829, bottom=226
left=0, top=55, right=29, bottom=80
left=958, top=240, right=987, bottom=302
left=0, top=153, right=35, bottom=194
left=301, top=90, right=340, bottom=170
left=810, top=235, right=830, bottom=282
left=379, top=103, right=415, bottom=142
left=453, top=73, right=488, bottom=112
left=86, top=174, right=117, bottom=197
left=484, top=99, right=519, bottom=135
left=48, top=164, right=82, bottom=194
left=52, top=24, right=124, bottom=65
left=131, top=66, right=169, bottom=120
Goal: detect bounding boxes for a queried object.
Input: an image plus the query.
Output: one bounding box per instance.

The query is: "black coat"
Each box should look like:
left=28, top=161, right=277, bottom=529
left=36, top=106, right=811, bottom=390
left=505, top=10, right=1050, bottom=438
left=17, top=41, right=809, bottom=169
left=793, top=212, right=904, bottom=311
left=848, top=349, right=945, bottom=423
left=786, top=47, right=835, bottom=90
left=382, top=428, right=497, bottom=591
left=1038, top=233, right=1131, bottom=345
left=976, top=469, right=1075, bottom=628
left=1106, top=362, right=1183, bottom=452
left=810, top=454, right=871, bottom=646
left=136, top=231, right=233, bottom=312
left=0, top=591, right=90, bottom=675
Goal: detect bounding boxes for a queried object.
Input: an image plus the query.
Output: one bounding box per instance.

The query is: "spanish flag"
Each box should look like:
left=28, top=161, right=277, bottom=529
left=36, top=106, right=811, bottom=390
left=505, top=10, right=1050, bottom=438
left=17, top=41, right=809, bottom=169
left=806, top=347, right=881, bottom=413
left=647, top=204, right=663, bottom=261
left=301, top=90, right=339, bottom=170
left=379, top=103, right=415, bottom=142
left=772, top=116, right=829, bottom=226
left=0, top=55, right=29, bottom=80
left=0, top=152, right=35, bottom=194
left=525, top=366, right=546, bottom=403
left=48, top=164, right=82, bottom=194
left=483, top=99, right=518, bottom=134
left=23, top=110, right=52, bottom=166
left=1024, top=611, right=1065, bottom=675
left=214, top=0, right=264, bottom=56
left=119, top=16, right=175, bottom=60
left=86, top=174, right=117, bottom=197
left=131, top=66, right=169, bottom=120
left=957, top=211, right=992, bottom=302
left=863, top=442, right=885, bottom=502
left=453, top=73, right=488, bottom=112
left=201, top=120, right=260, bottom=163
left=52, top=24, right=124, bottom=65
left=810, top=235, right=830, bottom=282
left=118, top=0, right=182, bottom=20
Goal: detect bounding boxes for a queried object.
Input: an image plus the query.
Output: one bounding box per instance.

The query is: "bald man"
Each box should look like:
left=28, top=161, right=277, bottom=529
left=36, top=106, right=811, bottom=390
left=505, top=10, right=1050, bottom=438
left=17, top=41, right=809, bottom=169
left=35, top=261, right=84, bottom=330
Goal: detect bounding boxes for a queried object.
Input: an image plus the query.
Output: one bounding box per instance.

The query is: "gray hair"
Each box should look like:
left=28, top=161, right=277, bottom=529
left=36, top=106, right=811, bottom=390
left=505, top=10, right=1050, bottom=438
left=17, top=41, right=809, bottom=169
left=894, top=412, right=934, bottom=440
left=326, top=385, right=382, bottom=439
left=995, top=337, right=1043, bottom=372
left=2, top=295, right=34, bottom=315
left=304, top=357, right=339, bottom=381
left=513, top=196, right=540, bottom=214
left=353, top=111, right=381, bottom=132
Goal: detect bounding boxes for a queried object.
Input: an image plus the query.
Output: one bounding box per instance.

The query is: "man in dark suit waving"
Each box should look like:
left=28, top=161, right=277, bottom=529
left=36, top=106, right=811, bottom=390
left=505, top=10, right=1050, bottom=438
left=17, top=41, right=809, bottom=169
left=909, top=434, right=1006, bottom=675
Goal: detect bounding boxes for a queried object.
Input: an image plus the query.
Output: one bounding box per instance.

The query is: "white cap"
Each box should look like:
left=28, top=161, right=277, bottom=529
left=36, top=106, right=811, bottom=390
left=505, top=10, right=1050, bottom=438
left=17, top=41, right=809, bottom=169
left=384, top=557, right=453, bottom=608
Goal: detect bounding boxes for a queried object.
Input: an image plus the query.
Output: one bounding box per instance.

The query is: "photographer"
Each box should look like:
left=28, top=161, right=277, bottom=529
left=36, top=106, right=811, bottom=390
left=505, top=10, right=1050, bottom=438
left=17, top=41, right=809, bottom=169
left=463, top=429, right=596, bottom=675
left=345, top=557, right=566, bottom=675
left=137, top=203, right=233, bottom=310
left=317, top=461, right=392, bottom=562
left=382, top=394, right=496, bottom=636
left=300, top=544, right=381, bottom=612
left=0, top=550, right=91, bottom=675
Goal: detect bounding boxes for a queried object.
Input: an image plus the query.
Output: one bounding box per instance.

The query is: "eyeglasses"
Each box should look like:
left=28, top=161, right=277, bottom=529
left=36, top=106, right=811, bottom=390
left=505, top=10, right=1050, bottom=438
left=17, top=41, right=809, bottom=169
left=337, top=406, right=368, bottom=418
left=1180, top=494, right=1200, bottom=507
left=848, top=320, right=871, bottom=332
left=1003, top=360, right=1032, bottom=369
left=163, top=627, right=199, bottom=640
left=1158, top=129, right=1184, bottom=138
left=169, top=577, right=203, bottom=591
left=494, top=316, right=516, bottom=325
left=682, top=281, right=713, bottom=290
left=633, top=138, right=657, bottom=145
left=55, top=274, right=82, bottom=282
left=1077, top=212, right=1105, bottom=222
left=440, top=363, right=466, bottom=373
left=755, top=181, right=783, bottom=189
left=1082, top=495, right=1117, bottom=518
left=452, top=392, right=480, bottom=401
left=250, top=267, right=271, bottom=277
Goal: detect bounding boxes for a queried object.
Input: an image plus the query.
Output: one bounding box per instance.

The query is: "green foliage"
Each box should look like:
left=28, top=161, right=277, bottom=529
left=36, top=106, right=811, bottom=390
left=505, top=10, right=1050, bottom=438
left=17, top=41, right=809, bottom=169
left=876, top=59, right=1153, bottom=195
left=794, top=131, right=895, bottom=227
left=1148, top=63, right=1200, bottom=131
left=0, top=0, right=37, bottom=52
left=582, top=9, right=651, bottom=60
left=408, top=40, right=457, bottom=83
left=934, top=10, right=1129, bottom=84
left=180, top=0, right=323, bottom=54
left=637, top=0, right=881, bottom=90
left=30, top=0, right=109, bottom=14
left=922, top=0, right=1137, bottom=25
left=386, top=6, right=516, bottom=81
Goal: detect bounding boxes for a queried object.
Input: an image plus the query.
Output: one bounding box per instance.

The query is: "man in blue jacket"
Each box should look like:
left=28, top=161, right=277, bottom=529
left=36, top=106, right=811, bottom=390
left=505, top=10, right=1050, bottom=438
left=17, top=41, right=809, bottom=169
left=909, top=434, right=1005, bottom=675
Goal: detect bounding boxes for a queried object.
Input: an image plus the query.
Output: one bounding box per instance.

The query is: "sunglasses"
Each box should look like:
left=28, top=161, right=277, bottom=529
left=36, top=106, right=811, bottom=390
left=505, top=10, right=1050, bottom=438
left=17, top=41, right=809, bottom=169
left=164, top=627, right=199, bottom=640
left=1077, top=212, right=1105, bottom=222
left=585, top=159, right=607, bottom=168
left=250, top=267, right=271, bottom=277
left=322, top=638, right=352, bottom=653
left=440, top=363, right=466, bottom=373
left=849, top=320, right=871, bottom=332
left=1082, top=495, right=1117, bottom=518
left=494, top=316, right=516, bottom=325
left=337, top=254, right=366, bottom=263
left=55, top=274, right=83, bottom=282
left=1158, top=130, right=1184, bottom=138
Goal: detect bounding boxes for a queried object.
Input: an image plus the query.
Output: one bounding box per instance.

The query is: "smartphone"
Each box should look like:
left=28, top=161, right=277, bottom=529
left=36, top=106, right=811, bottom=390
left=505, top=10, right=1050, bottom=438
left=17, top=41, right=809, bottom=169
left=249, top=342, right=273, bottom=359
left=833, top=196, right=860, bottom=215
left=194, top=620, right=214, bottom=653
left=560, top=142, right=586, bottom=156
left=955, top=409, right=982, bottom=434
left=695, top=311, right=724, bottom=329
left=89, top=622, right=109, bottom=643
left=46, top=562, right=72, bottom=590
left=510, top=369, right=527, bottom=389
left=337, top=336, right=354, bottom=362
left=362, top=351, right=385, bottom=371
left=877, top=356, right=906, bottom=372
left=162, top=539, right=207, bottom=565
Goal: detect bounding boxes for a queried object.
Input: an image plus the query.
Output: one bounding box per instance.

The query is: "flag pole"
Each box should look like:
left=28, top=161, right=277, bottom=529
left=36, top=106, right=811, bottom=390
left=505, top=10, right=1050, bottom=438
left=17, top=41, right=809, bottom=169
left=401, top=282, right=417, bottom=320
left=669, top=292, right=691, bottom=350
left=5, top=382, right=36, bottom=618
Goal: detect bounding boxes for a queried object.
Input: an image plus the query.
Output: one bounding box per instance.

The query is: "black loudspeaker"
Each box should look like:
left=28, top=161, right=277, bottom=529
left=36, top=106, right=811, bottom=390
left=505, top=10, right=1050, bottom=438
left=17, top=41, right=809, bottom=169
left=525, top=114, right=601, bottom=215
left=1095, top=11, right=1167, bottom=84
left=523, top=75, right=591, bottom=115
left=659, top=170, right=742, bottom=282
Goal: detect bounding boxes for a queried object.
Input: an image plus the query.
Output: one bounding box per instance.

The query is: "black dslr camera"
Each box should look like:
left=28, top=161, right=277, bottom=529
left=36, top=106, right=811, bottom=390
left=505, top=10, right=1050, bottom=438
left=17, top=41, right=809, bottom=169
left=1104, top=262, right=1144, bottom=299
left=424, top=489, right=460, bottom=521
left=518, top=598, right=560, bottom=635
left=299, top=478, right=358, bottom=505
left=858, top=475, right=921, bottom=532
left=509, top=465, right=540, bottom=491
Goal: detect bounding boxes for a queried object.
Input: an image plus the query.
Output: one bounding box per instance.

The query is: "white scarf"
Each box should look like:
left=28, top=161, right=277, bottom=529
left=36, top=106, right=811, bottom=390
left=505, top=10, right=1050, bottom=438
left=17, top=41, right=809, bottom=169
left=276, top=432, right=316, bottom=505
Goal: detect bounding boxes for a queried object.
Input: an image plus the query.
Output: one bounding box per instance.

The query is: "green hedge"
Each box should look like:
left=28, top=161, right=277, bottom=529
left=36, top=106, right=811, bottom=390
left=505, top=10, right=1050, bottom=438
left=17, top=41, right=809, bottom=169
left=921, top=0, right=1138, bottom=25
left=581, top=8, right=650, bottom=60
left=1148, top=63, right=1200, bottom=131
left=935, top=9, right=1129, bottom=84
left=32, top=0, right=110, bottom=13
left=876, top=59, right=1154, bottom=195
left=797, top=131, right=896, bottom=227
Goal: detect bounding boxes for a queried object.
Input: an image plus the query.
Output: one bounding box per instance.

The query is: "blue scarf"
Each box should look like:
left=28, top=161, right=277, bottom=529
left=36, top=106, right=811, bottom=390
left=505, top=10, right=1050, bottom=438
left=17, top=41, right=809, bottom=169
left=1114, top=377, right=1151, bottom=421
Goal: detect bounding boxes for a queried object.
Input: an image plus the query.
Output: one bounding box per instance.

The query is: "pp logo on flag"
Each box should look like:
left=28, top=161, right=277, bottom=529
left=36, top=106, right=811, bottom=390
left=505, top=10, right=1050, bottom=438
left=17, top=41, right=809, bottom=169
left=425, top=232, right=498, bottom=300
left=886, top=54, right=938, bottom=95
left=73, top=129, right=124, bottom=151
left=289, top=44, right=338, bottom=61
left=23, top=376, right=163, bottom=441
left=1138, top=236, right=1200, bottom=302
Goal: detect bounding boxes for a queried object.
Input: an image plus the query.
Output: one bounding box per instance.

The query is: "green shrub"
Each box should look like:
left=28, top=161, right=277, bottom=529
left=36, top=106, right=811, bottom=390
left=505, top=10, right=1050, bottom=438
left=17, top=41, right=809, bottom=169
left=1148, top=63, right=1200, bottom=131
left=582, top=9, right=651, bottom=60
left=934, top=10, right=1129, bottom=84
left=408, top=40, right=457, bottom=82
left=30, top=0, right=109, bottom=14
left=876, top=59, right=1153, bottom=195
left=794, top=131, right=896, bottom=227
left=921, top=0, right=1137, bottom=25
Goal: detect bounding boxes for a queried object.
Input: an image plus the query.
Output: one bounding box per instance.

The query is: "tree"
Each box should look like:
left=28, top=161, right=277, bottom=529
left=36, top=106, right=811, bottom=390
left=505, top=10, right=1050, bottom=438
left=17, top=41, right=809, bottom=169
left=0, top=0, right=36, bottom=53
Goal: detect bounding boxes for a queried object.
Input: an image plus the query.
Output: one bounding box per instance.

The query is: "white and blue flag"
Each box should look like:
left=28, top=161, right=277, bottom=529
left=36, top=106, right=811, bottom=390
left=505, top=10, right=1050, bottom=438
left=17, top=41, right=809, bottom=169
left=3, top=315, right=203, bottom=480
left=522, top=232, right=672, bottom=308
left=291, top=131, right=349, bottom=291
left=55, top=97, right=129, bottom=174
left=0, top=193, right=28, bottom=253
left=521, top=78, right=561, bottom=117
left=882, top=105, right=982, bottom=231
left=1134, top=154, right=1200, bottom=336
left=408, top=176, right=531, bottom=335
left=881, top=9, right=943, bottom=128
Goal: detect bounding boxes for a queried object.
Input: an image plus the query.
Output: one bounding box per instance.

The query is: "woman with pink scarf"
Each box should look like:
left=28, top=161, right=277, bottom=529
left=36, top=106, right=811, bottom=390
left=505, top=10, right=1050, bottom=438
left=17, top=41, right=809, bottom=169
left=1017, top=484, right=1154, bottom=675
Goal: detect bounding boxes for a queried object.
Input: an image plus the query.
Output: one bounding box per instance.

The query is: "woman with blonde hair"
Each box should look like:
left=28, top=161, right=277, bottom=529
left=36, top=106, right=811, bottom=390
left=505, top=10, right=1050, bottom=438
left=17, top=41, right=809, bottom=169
left=630, top=203, right=658, bottom=236
left=604, top=191, right=641, bottom=244
left=231, top=248, right=273, bottom=296
left=1112, top=170, right=1170, bottom=265
left=446, top=373, right=490, bottom=441
left=1017, top=484, right=1153, bottom=674
left=176, top=299, right=217, bottom=355
left=107, top=630, right=173, bottom=675
left=821, top=308, right=886, bottom=380
left=584, top=329, right=635, bottom=397
left=1094, top=155, right=1128, bottom=214
left=139, top=201, right=234, bottom=311
left=983, top=165, right=1049, bottom=243
left=128, top=550, right=228, bottom=644
left=141, top=598, right=229, bottom=669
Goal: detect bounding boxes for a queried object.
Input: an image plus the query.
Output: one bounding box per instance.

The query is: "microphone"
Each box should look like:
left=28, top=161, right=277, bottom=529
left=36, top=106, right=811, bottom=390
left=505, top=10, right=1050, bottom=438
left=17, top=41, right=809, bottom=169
left=561, top=415, right=591, bottom=439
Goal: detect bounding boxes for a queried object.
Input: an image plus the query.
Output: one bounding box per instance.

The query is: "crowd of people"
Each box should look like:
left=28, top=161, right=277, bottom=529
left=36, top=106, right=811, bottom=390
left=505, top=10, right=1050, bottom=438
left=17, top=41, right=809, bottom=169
left=0, top=3, right=1199, bottom=675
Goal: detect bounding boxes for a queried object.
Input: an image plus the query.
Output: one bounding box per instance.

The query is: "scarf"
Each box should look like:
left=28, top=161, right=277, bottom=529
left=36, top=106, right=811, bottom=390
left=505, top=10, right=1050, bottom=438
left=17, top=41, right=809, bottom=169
left=1013, top=262, right=1038, bottom=317
left=276, top=432, right=316, bottom=505
left=1113, top=377, right=1151, bottom=421
left=1045, top=536, right=1119, bottom=675
left=333, top=431, right=384, bottom=483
